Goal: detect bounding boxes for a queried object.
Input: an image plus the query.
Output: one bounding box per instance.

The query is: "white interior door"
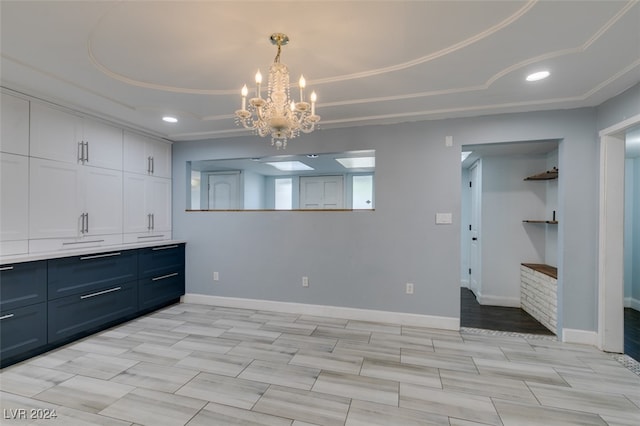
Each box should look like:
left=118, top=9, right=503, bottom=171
left=300, top=176, right=344, bottom=209
left=469, top=161, right=482, bottom=296
left=208, top=172, right=240, bottom=209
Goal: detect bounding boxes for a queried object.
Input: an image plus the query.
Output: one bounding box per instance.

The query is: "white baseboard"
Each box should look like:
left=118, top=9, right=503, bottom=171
left=625, top=297, right=640, bottom=310
left=562, top=328, right=597, bottom=346
left=477, top=293, right=521, bottom=308
left=460, top=279, right=469, bottom=288
left=181, top=293, right=460, bottom=330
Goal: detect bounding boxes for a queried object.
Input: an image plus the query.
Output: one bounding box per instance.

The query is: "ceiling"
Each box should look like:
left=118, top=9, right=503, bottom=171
left=1, top=1, right=639, bottom=143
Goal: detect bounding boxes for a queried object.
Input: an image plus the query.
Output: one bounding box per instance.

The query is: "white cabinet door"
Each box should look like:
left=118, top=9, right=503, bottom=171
left=299, top=176, right=344, bottom=209
left=123, top=172, right=149, bottom=233
left=1, top=93, right=29, bottom=155
left=148, top=176, right=171, bottom=231
left=83, top=119, right=123, bottom=171
left=123, top=173, right=171, bottom=235
left=123, top=131, right=171, bottom=177
left=83, top=167, right=123, bottom=236
left=30, top=103, right=82, bottom=164
left=0, top=153, right=29, bottom=241
left=149, top=139, right=172, bottom=178
left=29, top=158, right=82, bottom=239
left=123, top=131, right=149, bottom=175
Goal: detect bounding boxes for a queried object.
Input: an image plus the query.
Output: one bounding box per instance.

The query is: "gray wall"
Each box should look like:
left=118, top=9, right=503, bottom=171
left=480, top=155, right=548, bottom=307
left=173, top=107, right=606, bottom=332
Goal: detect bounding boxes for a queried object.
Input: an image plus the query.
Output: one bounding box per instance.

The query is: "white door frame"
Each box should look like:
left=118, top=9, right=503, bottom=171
left=598, top=112, right=640, bottom=352
left=469, top=160, right=482, bottom=297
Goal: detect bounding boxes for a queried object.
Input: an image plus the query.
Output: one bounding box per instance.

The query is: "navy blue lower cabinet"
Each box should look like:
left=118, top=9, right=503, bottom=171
left=139, top=270, right=185, bottom=312
left=48, top=280, right=138, bottom=344
left=0, top=261, right=47, bottom=312
left=48, top=250, right=137, bottom=300
left=0, top=302, right=47, bottom=361
left=138, top=244, right=185, bottom=279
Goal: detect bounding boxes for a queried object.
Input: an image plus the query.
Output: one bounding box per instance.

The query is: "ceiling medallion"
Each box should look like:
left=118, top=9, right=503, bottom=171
left=235, top=33, right=320, bottom=149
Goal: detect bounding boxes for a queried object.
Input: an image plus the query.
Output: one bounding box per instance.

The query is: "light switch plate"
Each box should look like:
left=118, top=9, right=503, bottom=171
left=436, top=213, right=453, bottom=224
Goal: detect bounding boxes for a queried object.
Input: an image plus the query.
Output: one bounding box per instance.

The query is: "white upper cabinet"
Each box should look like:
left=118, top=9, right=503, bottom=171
left=0, top=93, right=29, bottom=155
left=123, top=173, right=171, bottom=242
left=82, top=119, right=123, bottom=170
left=29, top=158, right=83, bottom=239
left=29, top=157, right=122, bottom=240
left=123, top=131, right=171, bottom=178
left=0, top=153, right=29, bottom=242
left=30, top=103, right=122, bottom=170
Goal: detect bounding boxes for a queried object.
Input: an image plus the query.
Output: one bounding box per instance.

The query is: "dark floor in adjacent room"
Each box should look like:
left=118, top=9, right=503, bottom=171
left=460, top=287, right=555, bottom=335
left=625, top=307, right=640, bottom=362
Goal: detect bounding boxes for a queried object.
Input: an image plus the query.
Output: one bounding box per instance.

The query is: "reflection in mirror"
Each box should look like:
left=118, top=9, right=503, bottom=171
left=187, top=150, right=375, bottom=211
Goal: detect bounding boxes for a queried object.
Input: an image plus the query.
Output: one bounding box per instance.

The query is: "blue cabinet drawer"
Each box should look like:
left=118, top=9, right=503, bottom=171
left=48, top=280, right=137, bottom=343
left=139, top=244, right=185, bottom=279
left=0, top=261, right=47, bottom=311
left=138, top=270, right=185, bottom=312
left=0, top=302, right=47, bottom=360
left=48, top=250, right=137, bottom=300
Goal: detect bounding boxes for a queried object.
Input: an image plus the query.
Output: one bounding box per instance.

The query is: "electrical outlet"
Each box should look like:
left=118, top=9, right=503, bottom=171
left=302, top=276, right=309, bottom=287
left=406, top=282, right=414, bottom=294
left=213, top=271, right=219, bottom=281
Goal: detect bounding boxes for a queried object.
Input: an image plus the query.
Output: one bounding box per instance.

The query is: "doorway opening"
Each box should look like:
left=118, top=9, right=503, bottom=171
left=460, top=140, right=559, bottom=335
left=598, top=114, right=640, bottom=358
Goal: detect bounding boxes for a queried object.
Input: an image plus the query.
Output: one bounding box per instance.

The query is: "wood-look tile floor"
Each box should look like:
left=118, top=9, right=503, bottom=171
left=1, top=303, right=639, bottom=425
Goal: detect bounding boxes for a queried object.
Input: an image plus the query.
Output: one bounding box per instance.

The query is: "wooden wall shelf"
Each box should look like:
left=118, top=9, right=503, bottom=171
left=524, top=167, right=558, bottom=181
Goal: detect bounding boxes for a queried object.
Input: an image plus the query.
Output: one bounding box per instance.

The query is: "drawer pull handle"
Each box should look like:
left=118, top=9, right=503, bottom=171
left=152, top=272, right=179, bottom=281
left=63, top=239, right=105, bottom=246
left=80, top=252, right=122, bottom=261
left=0, top=266, right=14, bottom=271
left=138, top=235, right=165, bottom=239
left=152, top=245, right=178, bottom=251
left=80, top=286, right=121, bottom=300
left=0, top=313, right=15, bottom=320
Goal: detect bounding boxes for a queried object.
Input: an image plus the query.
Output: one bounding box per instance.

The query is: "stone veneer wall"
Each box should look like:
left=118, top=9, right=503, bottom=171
left=520, top=265, right=557, bottom=334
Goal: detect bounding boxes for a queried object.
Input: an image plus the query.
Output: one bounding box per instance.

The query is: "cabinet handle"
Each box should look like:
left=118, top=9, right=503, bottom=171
left=152, top=272, right=179, bottom=281
left=152, top=244, right=178, bottom=251
left=147, top=156, right=152, bottom=174
left=0, top=266, right=14, bottom=271
left=80, top=286, right=121, bottom=300
left=85, top=141, right=89, bottom=163
left=63, top=239, right=104, bottom=246
left=147, top=213, right=151, bottom=230
left=151, top=213, right=155, bottom=230
left=151, top=156, right=154, bottom=174
left=138, top=235, right=165, bottom=239
left=85, top=212, right=89, bottom=234
left=0, top=313, right=15, bottom=320
left=80, top=252, right=121, bottom=260
left=77, top=141, right=85, bottom=163
left=80, top=213, right=85, bottom=234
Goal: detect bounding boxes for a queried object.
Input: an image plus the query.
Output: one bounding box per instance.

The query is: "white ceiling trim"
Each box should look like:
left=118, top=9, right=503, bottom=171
left=309, top=0, right=537, bottom=86
left=84, top=0, right=536, bottom=96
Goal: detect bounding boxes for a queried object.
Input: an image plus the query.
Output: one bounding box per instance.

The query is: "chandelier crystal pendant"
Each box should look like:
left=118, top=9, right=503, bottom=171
left=235, top=33, right=320, bottom=149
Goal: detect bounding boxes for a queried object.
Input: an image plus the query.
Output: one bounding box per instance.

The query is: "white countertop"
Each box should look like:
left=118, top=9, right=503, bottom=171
left=0, top=240, right=187, bottom=265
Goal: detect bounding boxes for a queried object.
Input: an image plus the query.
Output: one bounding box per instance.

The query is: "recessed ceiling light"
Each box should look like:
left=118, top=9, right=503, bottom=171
left=306, top=154, right=319, bottom=158
left=526, top=71, right=550, bottom=82
left=162, top=116, right=178, bottom=123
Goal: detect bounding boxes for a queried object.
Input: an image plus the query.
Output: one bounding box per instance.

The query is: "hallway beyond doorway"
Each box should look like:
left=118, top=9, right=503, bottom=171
left=460, top=288, right=554, bottom=335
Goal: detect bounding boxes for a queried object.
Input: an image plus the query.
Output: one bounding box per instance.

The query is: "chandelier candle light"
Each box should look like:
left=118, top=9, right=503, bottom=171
left=235, top=33, right=320, bottom=149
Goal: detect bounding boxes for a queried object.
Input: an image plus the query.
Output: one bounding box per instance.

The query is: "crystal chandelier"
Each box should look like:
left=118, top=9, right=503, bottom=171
left=235, top=33, right=320, bottom=149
